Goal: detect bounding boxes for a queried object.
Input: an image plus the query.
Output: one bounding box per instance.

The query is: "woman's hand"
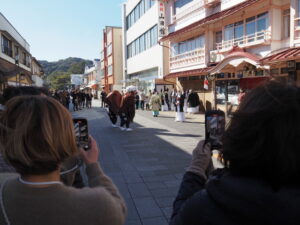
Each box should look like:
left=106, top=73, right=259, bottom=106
left=80, top=136, right=99, bottom=165
left=187, top=140, right=213, bottom=180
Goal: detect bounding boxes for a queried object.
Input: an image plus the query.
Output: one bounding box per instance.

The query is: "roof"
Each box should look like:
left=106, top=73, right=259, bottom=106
left=260, top=47, right=300, bottom=64
left=165, top=67, right=214, bottom=79
left=160, top=0, right=261, bottom=42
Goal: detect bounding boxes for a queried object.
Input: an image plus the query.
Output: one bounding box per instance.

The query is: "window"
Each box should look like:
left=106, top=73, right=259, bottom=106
left=140, top=34, right=145, bottom=52
left=126, top=0, right=155, bottom=30
left=108, top=65, right=113, bottom=75
left=234, top=21, right=244, bottom=43
left=283, top=9, right=290, bottom=39
left=174, top=0, right=193, bottom=13
left=246, top=16, right=256, bottom=42
left=151, top=26, right=158, bottom=46
left=215, top=31, right=222, bottom=49
left=224, top=24, right=234, bottom=41
left=100, top=51, right=104, bottom=60
left=14, top=45, right=19, bottom=60
left=22, top=52, right=26, bottom=65
left=172, top=35, right=205, bottom=56
left=216, top=80, right=239, bottom=105
left=107, top=44, right=112, bottom=56
left=1, top=35, right=12, bottom=57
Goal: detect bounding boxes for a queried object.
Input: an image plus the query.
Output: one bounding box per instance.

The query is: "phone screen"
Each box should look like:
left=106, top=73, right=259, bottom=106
left=73, top=118, right=89, bottom=150
left=205, top=112, right=225, bottom=149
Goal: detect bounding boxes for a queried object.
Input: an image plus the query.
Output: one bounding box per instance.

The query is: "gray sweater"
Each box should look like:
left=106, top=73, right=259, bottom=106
left=0, top=163, right=126, bottom=225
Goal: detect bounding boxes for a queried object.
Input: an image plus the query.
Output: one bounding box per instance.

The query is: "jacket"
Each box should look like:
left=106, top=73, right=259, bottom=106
left=170, top=170, right=300, bottom=225
left=149, top=94, right=161, bottom=111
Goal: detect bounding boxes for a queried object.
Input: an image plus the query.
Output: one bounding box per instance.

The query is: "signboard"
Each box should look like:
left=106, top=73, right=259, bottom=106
left=158, top=1, right=166, bottom=37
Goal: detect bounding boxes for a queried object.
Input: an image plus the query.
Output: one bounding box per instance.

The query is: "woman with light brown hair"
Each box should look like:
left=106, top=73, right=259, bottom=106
left=0, top=96, right=126, bottom=225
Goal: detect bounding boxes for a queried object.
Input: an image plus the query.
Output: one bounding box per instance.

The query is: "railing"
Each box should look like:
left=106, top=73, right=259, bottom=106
left=173, top=0, right=205, bottom=23
left=170, top=48, right=205, bottom=69
left=215, top=30, right=271, bottom=51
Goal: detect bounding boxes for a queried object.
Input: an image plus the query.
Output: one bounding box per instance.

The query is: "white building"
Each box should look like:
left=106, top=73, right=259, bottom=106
left=83, top=59, right=101, bottom=96
left=71, top=74, right=84, bottom=88
left=123, top=0, right=173, bottom=92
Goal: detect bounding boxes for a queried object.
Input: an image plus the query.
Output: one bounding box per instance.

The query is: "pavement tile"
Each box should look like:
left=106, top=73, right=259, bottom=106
left=141, top=217, right=168, bottom=225
left=145, top=182, right=167, bottom=190
left=162, top=207, right=173, bottom=221
left=125, top=220, right=142, bottom=225
left=133, top=197, right=163, bottom=219
left=150, top=187, right=178, bottom=198
left=155, top=196, right=175, bottom=208
left=142, top=175, right=177, bottom=183
left=163, top=180, right=181, bottom=188
left=123, top=172, right=143, bottom=183
left=128, top=183, right=152, bottom=198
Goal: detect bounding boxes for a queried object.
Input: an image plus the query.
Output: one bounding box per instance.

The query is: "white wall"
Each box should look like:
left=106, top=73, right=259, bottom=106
left=127, top=45, right=163, bottom=76
left=32, top=75, right=44, bottom=87
left=0, top=13, right=30, bottom=52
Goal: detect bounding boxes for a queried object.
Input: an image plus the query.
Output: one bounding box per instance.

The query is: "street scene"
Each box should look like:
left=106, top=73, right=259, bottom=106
left=1, top=0, right=300, bottom=225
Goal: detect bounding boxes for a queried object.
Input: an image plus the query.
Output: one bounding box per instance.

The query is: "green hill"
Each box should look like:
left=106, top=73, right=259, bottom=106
left=39, top=57, right=93, bottom=90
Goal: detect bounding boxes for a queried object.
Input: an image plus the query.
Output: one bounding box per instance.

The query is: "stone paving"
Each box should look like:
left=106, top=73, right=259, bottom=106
left=72, top=100, right=206, bottom=225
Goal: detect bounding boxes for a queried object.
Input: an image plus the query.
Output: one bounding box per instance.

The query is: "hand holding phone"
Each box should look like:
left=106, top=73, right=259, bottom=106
left=80, top=136, right=100, bottom=165
left=205, top=110, right=225, bottom=150
left=73, top=117, right=89, bottom=150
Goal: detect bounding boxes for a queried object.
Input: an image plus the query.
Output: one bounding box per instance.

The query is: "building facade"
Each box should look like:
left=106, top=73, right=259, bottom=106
left=31, top=57, right=44, bottom=87
left=161, top=0, right=300, bottom=113
left=0, top=13, right=34, bottom=90
left=100, top=26, right=123, bottom=92
left=123, top=0, right=173, bottom=92
left=83, top=59, right=101, bottom=97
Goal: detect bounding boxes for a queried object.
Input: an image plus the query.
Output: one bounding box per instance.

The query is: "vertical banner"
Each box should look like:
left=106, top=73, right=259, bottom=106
left=158, top=0, right=166, bottom=37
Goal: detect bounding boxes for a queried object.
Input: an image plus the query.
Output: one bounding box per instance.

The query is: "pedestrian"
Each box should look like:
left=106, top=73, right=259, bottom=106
left=149, top=91, right=161, bottom=117
left=171, top=89, right=177, bottom=111
left=135, top=92, right=140, bottom=110
left=119, top=87, right=136, bottom=131
left=140, top=90, right=146, bottom=110
left=170, top=81, right=300, bottom=225
left=165, top=89, right=170, bottom=111
left=105, top=90, right=122, bottom=127
left=238, top=88, right=246, bottom=104
left=86, top=92, right=93, bottom=108
left=175, top=91, right=185, bottom=122
left=160, top=90, right=166, bottom=111
left=0, top=96, right=126, bottom=225
left=145, top=90, right=152, bottom=111
left=71, top=91, right=79, bottom=111
left=187, top=89, right=200, bottom=114
left=100, top=89, right=107, bottom=108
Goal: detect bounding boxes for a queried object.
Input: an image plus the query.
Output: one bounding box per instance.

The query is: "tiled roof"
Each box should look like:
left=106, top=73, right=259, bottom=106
left=260, top=47, right=300, bottom=64
left=165, top=67, right=214, bottom=78
left=160, top=0, right=261, bottom=42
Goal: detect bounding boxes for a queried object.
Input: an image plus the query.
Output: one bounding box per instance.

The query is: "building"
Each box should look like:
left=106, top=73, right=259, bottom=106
left=31, top=57, right=44, bottom=87
left=71, top=74, right=84, bottom=89
left=83, top=59, right=101, bottom=97
left=100, top=26, right=123, bottom=92
left=0, top=12, right=33, bottom=90
left=161, top=0, right=300, bottom=113
left=122, top=0, right=174, bottom=92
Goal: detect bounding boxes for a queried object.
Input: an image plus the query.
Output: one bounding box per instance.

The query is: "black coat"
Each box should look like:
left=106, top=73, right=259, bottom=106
left=170, top=170, right=300, bottom=225
left=187, top=92, right=200, bottom=107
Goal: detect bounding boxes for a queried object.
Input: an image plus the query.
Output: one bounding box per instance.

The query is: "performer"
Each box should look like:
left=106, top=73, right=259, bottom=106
left=119, top=87, right=136, bottom=131
left=175, top=91, right=185, bottom=122
left=105, top=90, right=122, bottom=127
left=187, top=89, right=200, bottom=114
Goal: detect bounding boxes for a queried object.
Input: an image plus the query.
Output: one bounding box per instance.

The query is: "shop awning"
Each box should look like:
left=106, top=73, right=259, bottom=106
left=165, top=67, right=214, bottom=78
left=155, top=78, right=175, bottom=85
left=160, top=0, right=261, bottom=42
left=260, top=47, right=300, bottom=64
left=209, top=47, right=263, bottom=74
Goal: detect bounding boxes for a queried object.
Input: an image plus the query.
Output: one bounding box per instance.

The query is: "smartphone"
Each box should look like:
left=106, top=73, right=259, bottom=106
left=205, top=110, right=225, bottom=150
left=73, top=117, right=89, bottom=150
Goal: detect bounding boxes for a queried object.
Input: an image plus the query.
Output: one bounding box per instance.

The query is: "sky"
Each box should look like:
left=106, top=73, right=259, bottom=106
left=1, top=0, right=124, bottom=61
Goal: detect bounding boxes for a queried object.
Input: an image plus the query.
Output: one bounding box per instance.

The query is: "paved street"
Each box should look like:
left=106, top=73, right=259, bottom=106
left=72, top=101, right=205, bottom=225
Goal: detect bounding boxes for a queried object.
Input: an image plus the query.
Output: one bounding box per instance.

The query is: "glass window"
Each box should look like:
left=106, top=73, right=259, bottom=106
left=145, top=0, right=150, bottom=10
left=175, top=0, right=193, bottom=13
left=145, top=30, right=151, bottom=49
left=215, top=31, right=222, bottom=49
left=224, top=24, right=234, bottom=41
left=234, top=21, right=244, bottom=45
left=140, top=0, right=145, bottom=16
left=216, top=80, right=227, bottom=105
left=140, top=34, right=145, bottom=52
left=257, top=12, right=268, bottom=32
left=108, top=65, right=113, bottom=75
left=107, top=44, right=112, bottom=56
left=151, top=25, right=158, bottom=46
left=283, top=9, right=290, bottom=39
left=1, top=35, right=12, bottom=57
left=246, top=16, right=256, bottom=42
left=136, top=38, right=140, bottom=54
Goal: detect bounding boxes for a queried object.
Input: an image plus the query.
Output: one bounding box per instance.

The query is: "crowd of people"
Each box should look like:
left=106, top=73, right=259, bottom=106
left=101, top=87, right=201, bottom=124
left=0, top=81, right=299, bottom=225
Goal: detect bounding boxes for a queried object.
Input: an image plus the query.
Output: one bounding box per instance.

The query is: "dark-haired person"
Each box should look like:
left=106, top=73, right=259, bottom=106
left=119, top=88, right=135, bottom=131
left=105, top=90, right=122, bottom=127
left=170, top=81, right=300, bottom=225
left=0, top=96, right=126, bottom=225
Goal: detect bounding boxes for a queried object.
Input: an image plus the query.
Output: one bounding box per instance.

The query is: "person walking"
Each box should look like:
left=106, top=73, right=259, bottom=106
left=119, top=87, right=136, bottom=131
left=140, top=90, right=146, bottom=110
left=171, top=89, right=177, bottom=111
left=149, top=91, right=161, bottom=117
left=135, top=92, right=140, bottom=110
left=187, top=89, right=200, bottom=114
left=145, top=90, right=152, bottom=111
left=100, top=89, right=107, bottom=108
left=175, top=91, right=185, bottom=122
left=165, top=89, right=170, bottom=111
left=0, top=96, right=126, bottom=225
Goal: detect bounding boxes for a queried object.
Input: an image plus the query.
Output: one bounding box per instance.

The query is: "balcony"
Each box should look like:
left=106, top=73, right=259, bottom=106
left=204, top=0, right=221, bottom=7
left=173, top=0, right=205, bottom=23
left=170, top=48, right=205, bottom=69
left=215, top=30, right=271, bottom=51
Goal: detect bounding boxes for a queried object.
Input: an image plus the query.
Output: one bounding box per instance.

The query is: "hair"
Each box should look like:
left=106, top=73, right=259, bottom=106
left=221, top=81, right=300, bottom=186
left=0, top=96, right=78, bottom=175
left=1, top=86, right=50, bottom=104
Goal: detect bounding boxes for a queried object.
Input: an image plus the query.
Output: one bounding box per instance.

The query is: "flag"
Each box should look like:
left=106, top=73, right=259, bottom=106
left=204, top=77, right=209, bottom=90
